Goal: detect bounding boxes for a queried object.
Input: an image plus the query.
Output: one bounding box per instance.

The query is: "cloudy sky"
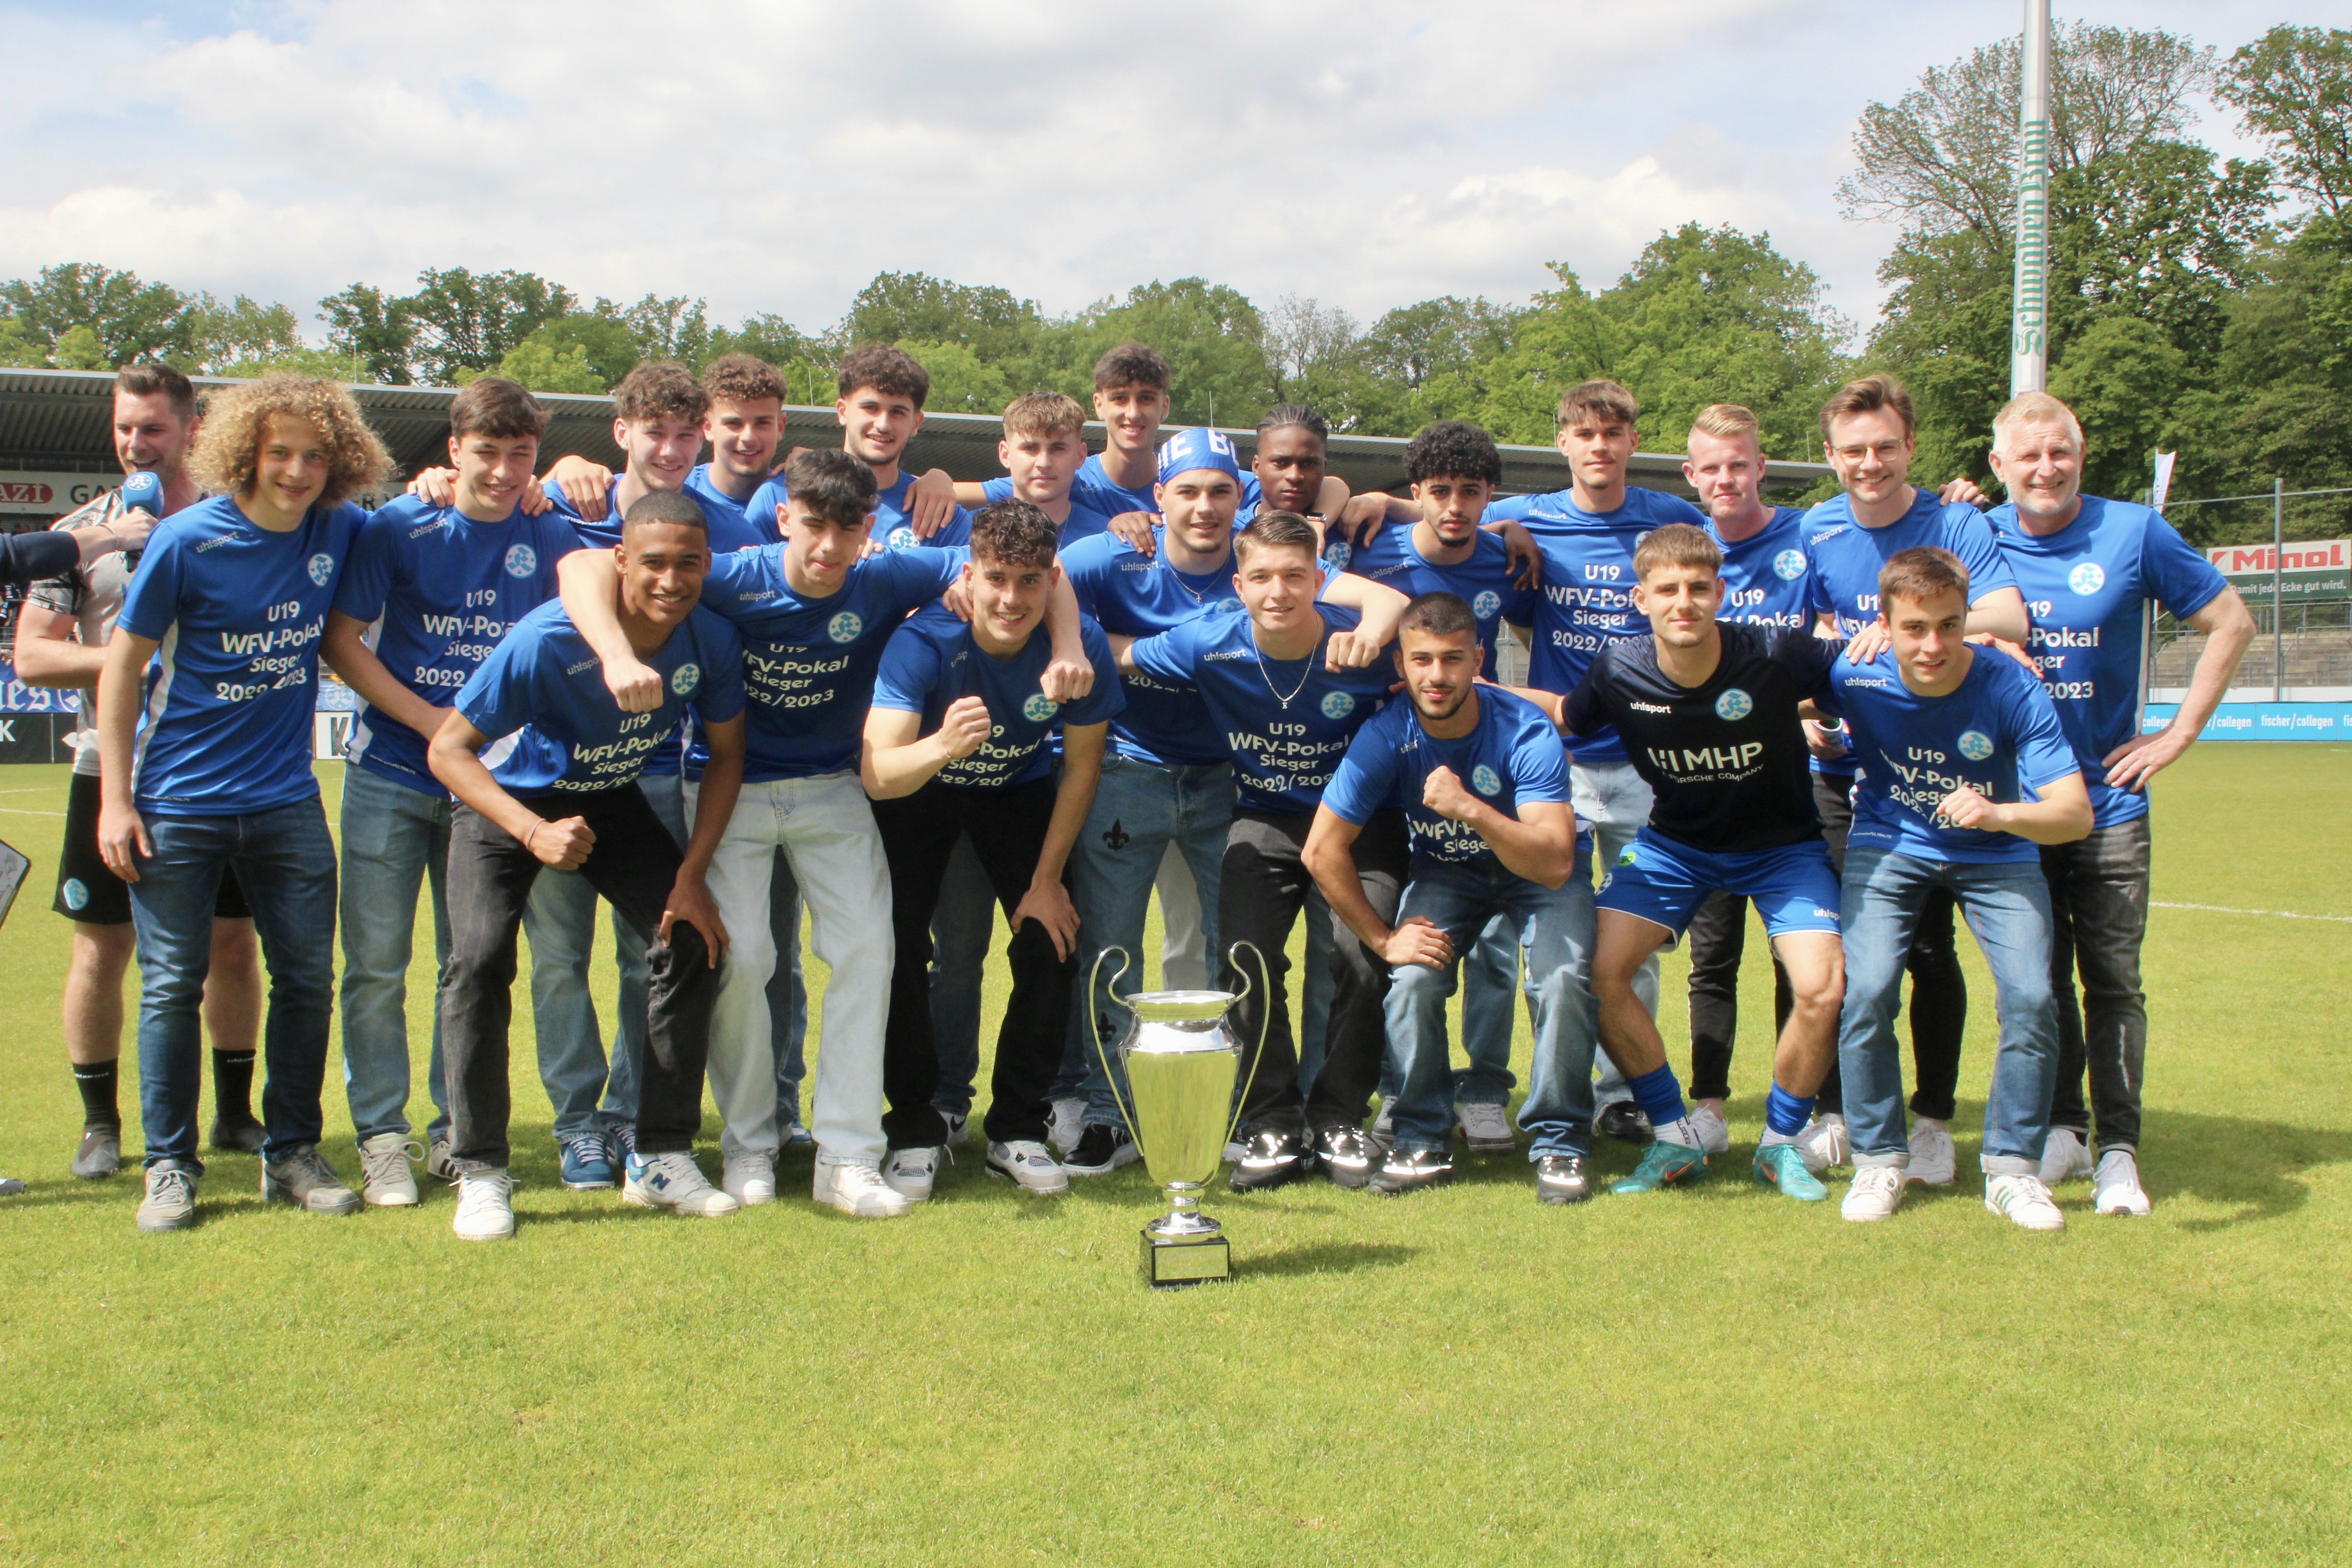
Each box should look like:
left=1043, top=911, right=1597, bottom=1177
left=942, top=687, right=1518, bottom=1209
left=0, top=0, right=2337, bottom=345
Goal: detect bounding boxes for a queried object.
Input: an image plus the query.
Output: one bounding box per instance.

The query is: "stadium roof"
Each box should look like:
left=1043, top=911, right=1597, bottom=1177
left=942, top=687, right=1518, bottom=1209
left=0, top=368, right=1832, bottom=524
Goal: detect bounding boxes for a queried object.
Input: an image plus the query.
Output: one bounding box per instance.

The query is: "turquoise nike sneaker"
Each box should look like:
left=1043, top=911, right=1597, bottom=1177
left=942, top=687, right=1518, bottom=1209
left=1609, top=1141, right=1708, bottom=1195
left=1753, top=1141, right=1828, bottom=1201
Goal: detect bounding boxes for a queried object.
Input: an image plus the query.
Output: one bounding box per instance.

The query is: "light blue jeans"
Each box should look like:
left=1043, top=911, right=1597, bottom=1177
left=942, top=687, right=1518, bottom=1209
left=1574, top=759, right=1652, bottom=1106
left=1067, top=753, right=1235, bottom=1127
left=1376, top=911, right=1520, bottom=1108
left=337, top=765, right=452, bottom=1144
left=1838, top=845, right=2059, bottom=1176
left=1383, top=856, right=1598, bottom=1160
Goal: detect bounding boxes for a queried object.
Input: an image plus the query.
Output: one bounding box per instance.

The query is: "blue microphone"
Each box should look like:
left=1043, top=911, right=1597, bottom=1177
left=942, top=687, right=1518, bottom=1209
left=118, top=470, right=163, bottom=568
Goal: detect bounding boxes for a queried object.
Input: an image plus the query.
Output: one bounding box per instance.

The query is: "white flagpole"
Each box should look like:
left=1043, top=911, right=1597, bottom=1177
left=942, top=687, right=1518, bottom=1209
left=2011, top=0, right=2052, bottom=396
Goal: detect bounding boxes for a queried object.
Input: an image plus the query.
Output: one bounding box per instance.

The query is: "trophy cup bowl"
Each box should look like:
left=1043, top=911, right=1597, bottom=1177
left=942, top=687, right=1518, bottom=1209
left=1090, top=942, right=1269, bottom=1288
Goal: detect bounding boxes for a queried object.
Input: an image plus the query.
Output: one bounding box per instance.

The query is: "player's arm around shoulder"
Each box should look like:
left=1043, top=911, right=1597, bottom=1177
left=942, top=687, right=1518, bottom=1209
left=553, top=543, right=665, bottom=712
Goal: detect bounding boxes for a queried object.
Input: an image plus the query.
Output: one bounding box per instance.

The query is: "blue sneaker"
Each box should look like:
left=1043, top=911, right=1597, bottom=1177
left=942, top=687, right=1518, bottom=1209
left=1609, top=1140, right=1708, bottom=1195
left=784, top=1121, right=814, bottom=1149
left=607, top=1123, right=638, bottom=1166
left=559, top=1133, right=617, bottom=1191
left=1753, top=1141, right=1828, bottom=1201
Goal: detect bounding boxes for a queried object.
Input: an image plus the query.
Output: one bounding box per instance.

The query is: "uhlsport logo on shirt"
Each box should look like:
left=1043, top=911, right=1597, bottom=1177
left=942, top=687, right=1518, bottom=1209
left=307, top=552, right=335, bottom=586
left=1714, top=687, right=1754, bottom=721
left=1022, top=693, right=1058, bottom=722
left=1958, top=728, right=1995, bottom=761
left=1320, top=691, right=1355, bottom=720
left=1774, top=549, right=1807, bottom=581
left=1472, top=590, right=1501, bottom=620
left=2068, top=561, right=2107, bottom=595
left=671, top=663, right=701, bottom=696
left=505, top=544, right=538, bottom=578
left=1472, top=764, right=1501, bottom=796
left=828, top=612, right=862, bottom=643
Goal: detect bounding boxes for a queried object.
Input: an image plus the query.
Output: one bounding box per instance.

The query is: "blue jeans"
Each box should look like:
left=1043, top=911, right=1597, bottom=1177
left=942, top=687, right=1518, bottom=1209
left=1838, top=846, right=2058, bottom=1176
left=1067, top=753, right=1235, bottom=1127
left=928, top=832, right=994, bottom=1119
left=338, top=766, right=452, bottom=1144
left=129, top=797, right=338, bottom=1167
left=1384, top=858, right=1597, bottom=1159
left=1379, top=911, right=1519, bottom=1107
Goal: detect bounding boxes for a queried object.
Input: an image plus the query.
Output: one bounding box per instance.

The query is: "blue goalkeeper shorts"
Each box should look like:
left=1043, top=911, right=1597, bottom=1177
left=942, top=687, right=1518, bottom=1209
left=1596, top=827, right=1841, bottom=942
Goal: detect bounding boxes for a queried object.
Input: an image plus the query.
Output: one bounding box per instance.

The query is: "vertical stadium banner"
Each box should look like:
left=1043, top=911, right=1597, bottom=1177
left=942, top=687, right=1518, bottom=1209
left=2204, top=539, right=2351, bottom=603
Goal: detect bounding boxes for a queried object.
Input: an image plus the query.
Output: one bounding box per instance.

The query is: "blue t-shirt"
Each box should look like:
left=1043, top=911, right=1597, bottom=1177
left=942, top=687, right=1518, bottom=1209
left=456, top=600, right=745, bottom=798
left=760, top=469, right=972, bottom=552
left=686, top=462, right=781, bottom=545
left=118, top=495, right=365, bottom=817
left=1127, top=603, right=1395, bottom=813
left=1060, top=527, right=1238, bottom=767
left=1322, top=686, right=1575, bottom=871
left=332, top=496, right=582, bottom=798
left=872, top=607, right=1125, bottom=790
left=1073, top=453, right=1160, bottom=518
left=1710, top=507, right=1814, bottom=631
left=694, top=544, right=965, bottom=781
left=1341, top=525, right=1537, bottom=679
left=545, top=475, right=764, bottom=554
left=1988, top=495, right=2228, bottom=827
left=1483, top=486, right=1707, bottom=764
left=1818, top=647, right=2080, bottom=865
left=970, top=478, right=1115, bottom=549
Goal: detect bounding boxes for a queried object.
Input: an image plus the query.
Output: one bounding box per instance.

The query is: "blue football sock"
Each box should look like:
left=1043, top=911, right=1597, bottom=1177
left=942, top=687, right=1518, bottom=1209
left=1626, top=1065, right=1689, bottom=1132
left=1764, top=1083, right=1816, bottom=1139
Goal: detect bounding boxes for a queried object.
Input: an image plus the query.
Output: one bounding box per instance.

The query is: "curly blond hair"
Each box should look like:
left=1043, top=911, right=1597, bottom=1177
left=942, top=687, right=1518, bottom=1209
left=190, top=374, right=393, bottom=510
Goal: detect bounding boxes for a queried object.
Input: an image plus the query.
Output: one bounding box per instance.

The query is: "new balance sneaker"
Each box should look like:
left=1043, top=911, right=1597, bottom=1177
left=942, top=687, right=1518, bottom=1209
left=985, top=1140, right=1069, bottom=1195
left=1906, top=1117, right=1957, bottom=1186
left=1796, top=1112, right=1850, bottom=1174
left=2093, top=1150, right=2152, bottom=1216
left=882, top=1146, right=942, bottom=1203
left=73, top=1125, right=122, bottom=1181
left=813, top=1157, right=912, bottom=1218
left=1313, top=1126, right=1373, bottom=1189
left=1842, top=1165, right=1906, bottom=1223
left=1609, top=1141, right=1707, bottom=1195
left=2039, top=1127, right=2094, bottom=1186
left=624, top=1152, right=739, bottom=1217
left=1064, top=1123, right=1139, bottom=1176
left=721, top=1151, right=778, bottom=1205
left=357, top=1132, right=424, bottom=1206
left=262, top=1145, right=362, bottom=1215
left=1688, top=1103, right=1731, bottom=1157
left=451, top=1168, right=515, bottom=1242
left=1048, top=1097, right=1086, bottom=1157
left=208, top=1113, right=267, bottom=1156
left=136, top=1161, right=199, bottom=1232
left=423, top=1136, right=459, bottom=1183
left=1984, top=1173, right=2065, bottom=1231
left=1229, top=1128, right=1311, bottom=1192
left=1535, top=1152, right=1591, bottom=1205
left=1754, top=1141, right=1829, bottom=1202
left=1597, top=1102, right=1653, bottom=1146
left=1369, top=1147, right=1454, bottom=1195
left=1455, top=1102, right=1515, bottom=1154
left=557, top=1133, right=617, bottom=1192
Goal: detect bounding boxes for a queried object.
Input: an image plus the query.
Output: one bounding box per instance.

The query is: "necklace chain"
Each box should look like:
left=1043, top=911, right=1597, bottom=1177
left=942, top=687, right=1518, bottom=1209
left=1255, top=631, right=1324, bottom=710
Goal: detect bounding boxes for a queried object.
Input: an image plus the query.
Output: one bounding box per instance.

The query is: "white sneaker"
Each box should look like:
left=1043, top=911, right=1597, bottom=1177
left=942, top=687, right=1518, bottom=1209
left=1796, top=1113, right=1850, bottom=1175
left=985, top=1140, right=1069, bottom=1195
left=814, top=1157, right=913, bottom=1219
left=1048, top=1098, right=1085, bottom=1157
left=1906, top=1117, right=1957, bottom=1185
left=1688, top=1104, right=1731, bottom=1157
left=1841, top=1165, right=1906, bottom=1223
left=2039, top=1127, right=2094, bottom=1185
left=722, top=1152, right=777, bottom=1205
left=1455, top=1102, right=1515, bottom=1153
left=943, top=1112, right=972, bottom=1148
left=357, top=1132, right=423, bottom=1207
left=882, top=1146, right=942, bottom=1202
left=2093, top=1149, right=2151, bottom=1216
left=1985, top=1172, right=2065, bottom=1231
left=452, top=1168, right=515, bottom=1241
left=624, top=1152, right=739, bottom=1217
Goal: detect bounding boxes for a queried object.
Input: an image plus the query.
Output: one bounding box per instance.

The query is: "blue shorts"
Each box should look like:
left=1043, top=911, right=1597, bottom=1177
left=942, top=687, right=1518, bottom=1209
left=1596, top=827, right=1841, bottom=942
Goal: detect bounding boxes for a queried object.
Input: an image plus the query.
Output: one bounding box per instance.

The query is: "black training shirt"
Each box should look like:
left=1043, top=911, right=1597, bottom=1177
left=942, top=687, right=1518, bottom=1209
left=1563, top=621, right=1838, bottom=853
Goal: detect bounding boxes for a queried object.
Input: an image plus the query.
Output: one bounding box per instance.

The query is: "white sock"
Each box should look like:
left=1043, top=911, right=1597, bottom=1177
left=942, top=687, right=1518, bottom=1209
left=1760, top=1128, right=1795, bottom=1147
left=1653, top=1116, right=1702, bottom=1150
left=1914, top=1115, right=1948, bottom=1133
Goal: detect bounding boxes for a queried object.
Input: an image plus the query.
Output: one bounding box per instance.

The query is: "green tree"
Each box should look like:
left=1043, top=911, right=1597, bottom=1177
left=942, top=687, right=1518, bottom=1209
left=319, top=283, right=416, bottom=386
left=514, top=311, right=640, bottom=389
left=485, top=337, right=605, bottom=395
left=2219, top=25, right=2352, bottom=222
left=897, top=338, right=1016, bottom=415
left=0, top=262, right=197, bottom=366
left=186, top=294, right=304, bottom=374
left=401, top=268, right=577, bottom=384
left=846, top=272, right=1041, bottom=363
left=1076, top=278, right=1270, bottom=427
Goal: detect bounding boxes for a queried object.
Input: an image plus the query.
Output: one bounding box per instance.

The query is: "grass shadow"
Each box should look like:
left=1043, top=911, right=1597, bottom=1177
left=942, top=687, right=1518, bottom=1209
left=1240, top=1240, right=1421, bottom=1278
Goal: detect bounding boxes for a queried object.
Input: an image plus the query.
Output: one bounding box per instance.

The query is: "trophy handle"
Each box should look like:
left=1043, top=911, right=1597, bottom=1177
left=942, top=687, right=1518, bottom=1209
left=1088, top=945, right=1147, bottom=1167
left=1224, top=941, right=1272, bottom=1151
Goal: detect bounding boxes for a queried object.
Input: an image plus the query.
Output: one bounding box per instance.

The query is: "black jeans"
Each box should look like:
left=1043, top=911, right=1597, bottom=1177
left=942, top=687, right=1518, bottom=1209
left=439, top=786, right=716, bottom=1168
left=2041, top=818, right=2151, bottom=1152
left=1686, top=774, right=1966, bottom=1118
left=1222, top=807, right=1409, bottom=1137
left=872, top=776, right=1075, bottom=1149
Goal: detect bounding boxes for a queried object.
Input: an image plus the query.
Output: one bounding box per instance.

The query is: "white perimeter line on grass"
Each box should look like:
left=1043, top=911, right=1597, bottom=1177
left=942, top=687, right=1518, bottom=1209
left=2152, top=900, right=2352, bottom=924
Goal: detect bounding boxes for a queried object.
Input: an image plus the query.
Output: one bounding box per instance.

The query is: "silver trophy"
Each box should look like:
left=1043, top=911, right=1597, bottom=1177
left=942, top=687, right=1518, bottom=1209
left=1089, top=942, right=1269, bottom=1288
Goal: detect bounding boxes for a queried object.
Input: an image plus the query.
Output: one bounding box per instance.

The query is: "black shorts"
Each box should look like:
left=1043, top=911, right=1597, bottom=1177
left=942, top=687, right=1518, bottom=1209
left=53, top=771, right=250, bottom=926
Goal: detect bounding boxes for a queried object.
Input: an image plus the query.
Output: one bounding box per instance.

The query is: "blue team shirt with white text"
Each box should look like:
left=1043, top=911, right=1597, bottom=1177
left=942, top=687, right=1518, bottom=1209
left=1322, top=686, right=1577, bottom=871
left=1342, top=525, right=1537, bottom=679
left=872, top=608, right=1125, bottom=789
left=1059, top=527, right=1239, bottom=767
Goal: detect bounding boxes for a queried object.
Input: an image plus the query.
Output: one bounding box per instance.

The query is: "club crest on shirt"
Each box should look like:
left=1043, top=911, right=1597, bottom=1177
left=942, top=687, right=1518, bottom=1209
left=505, top=544, right=537, bottom=578
left=1022, top=693, right=1058, bottom=722
left=671, top=663, right=701, bottom=696
left=1714, top=687, right=1754, bottom=721
left=2068, top=561, right=2106, bottom=596
left=62, top=878, right=88, bottom=911
left=1958, top=729, right=1995, bottom=761
left=1323, top=539, right=1352, bottom=570
left=886, top=527, right=920, bottom=552
left=1320, top=691, right=1355, bottom=720
left=1774, top=549, right=1808, bottom=581
left=1473, top=590, right=1501, bottom=620
left=307, top=552, right=335, bottom=586
left=828, top=612, right=862, bottom=643
left=1472, top=764, right=1501, bottom=796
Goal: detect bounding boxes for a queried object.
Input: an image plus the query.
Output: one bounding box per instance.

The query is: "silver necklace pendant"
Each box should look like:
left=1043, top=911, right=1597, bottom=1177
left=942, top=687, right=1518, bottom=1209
left=1255, top=632, right=1322, bottom=710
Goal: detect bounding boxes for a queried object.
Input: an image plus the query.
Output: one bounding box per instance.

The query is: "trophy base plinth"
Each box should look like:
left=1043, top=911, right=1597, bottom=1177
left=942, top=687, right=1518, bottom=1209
left=1139, top=1228, right=1230, bottom=1288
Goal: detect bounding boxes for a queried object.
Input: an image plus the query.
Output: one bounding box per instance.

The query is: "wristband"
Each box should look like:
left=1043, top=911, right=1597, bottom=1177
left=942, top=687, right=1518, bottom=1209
left=524, top=820, right=542, bottom=854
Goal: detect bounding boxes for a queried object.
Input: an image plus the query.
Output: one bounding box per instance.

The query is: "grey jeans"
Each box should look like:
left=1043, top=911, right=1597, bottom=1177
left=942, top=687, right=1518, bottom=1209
left=2041, top=816, right=2151, bottom=1153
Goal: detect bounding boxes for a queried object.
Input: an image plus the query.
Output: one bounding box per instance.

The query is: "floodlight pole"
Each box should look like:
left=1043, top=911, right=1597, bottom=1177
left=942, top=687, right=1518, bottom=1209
left=2011, top=0, right=2052, bottom=396
left=2274, top=475, right=2285, bottom=699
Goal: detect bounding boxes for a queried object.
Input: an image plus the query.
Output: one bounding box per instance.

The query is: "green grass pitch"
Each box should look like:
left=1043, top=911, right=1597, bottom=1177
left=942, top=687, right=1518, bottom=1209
left=0, top=745, right=2347, bottom=1564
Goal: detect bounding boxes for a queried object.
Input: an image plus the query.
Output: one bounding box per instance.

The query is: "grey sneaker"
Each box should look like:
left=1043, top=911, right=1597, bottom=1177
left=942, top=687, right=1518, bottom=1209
left=262, top=1145, right=362, bottom=1215
left=74, top=1125, right=124, bottom=1180
left=1456, top=1102, right=1515, bottom=1153
left=423, top=1136, right=459, bottom=1183
left=137, top=1161, right=199, bottom=1231
left=0, top=1175, right=27, bottom=1197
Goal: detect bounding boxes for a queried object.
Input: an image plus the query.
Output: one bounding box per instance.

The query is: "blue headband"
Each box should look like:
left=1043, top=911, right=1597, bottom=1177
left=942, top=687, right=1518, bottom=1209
left=1155, top=426, right=1241, bottom=485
